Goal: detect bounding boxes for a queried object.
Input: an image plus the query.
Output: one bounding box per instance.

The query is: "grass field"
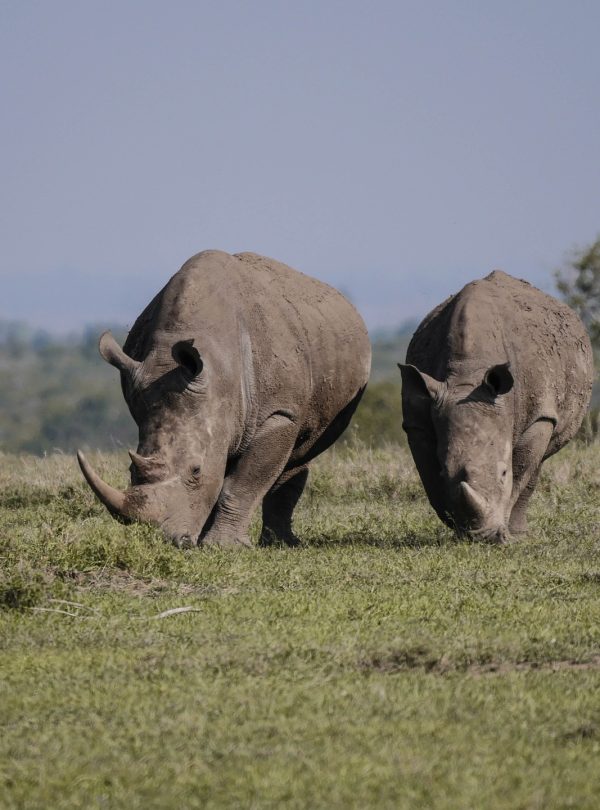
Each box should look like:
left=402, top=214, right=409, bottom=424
left=1, top=443, right=600, bottom=809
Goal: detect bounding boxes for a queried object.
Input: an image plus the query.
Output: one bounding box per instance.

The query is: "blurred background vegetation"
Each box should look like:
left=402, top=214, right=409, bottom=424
left=0, top=319, right=414, bottom=454
left=1, top=238, right=599, bottom=455
left=0, top=323, right=133, bottom=454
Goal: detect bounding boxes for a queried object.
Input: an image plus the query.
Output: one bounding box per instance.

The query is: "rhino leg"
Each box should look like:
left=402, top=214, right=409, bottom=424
left=201, top=414, right=299, bottom=549
left=259, top=465, right=309, bottom=548
left=509, top=420, right=554, bottom=536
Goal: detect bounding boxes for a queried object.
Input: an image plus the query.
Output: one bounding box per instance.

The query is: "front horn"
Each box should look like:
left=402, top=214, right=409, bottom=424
left=98, top=331, right=140, bottom=376
left=77, top=450, right=132, bottom=521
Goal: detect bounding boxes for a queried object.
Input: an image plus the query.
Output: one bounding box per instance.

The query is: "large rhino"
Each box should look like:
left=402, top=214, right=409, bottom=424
left=78, top=250, right=370, bottom=548
left=400, top=270, right=593, bottom=543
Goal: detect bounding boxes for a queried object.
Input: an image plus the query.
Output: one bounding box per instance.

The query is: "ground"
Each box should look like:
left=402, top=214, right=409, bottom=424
left=1, top=443, right=600, bottom=809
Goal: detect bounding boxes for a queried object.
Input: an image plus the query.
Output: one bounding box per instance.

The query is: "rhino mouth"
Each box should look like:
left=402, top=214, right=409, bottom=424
left=447, top=481, right=510, bottom=545
left=463, top=524, right=510, bottom=545
left=450, top=519, right=511, bottom=545
left=78, top=450, right=204, bottom=546
left=171, top=534, right=200, bottom=549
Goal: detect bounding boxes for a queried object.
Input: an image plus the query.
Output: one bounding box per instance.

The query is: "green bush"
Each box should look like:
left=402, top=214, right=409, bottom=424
left=345, top=379, right=406, bottom=447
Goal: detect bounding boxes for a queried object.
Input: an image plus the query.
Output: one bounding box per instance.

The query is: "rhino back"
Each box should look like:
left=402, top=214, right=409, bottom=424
left=406, top=270, right=593, bottom=452
left=232, top=252, right=371, bottom=434
left=124, top=250, right=370, bottom=436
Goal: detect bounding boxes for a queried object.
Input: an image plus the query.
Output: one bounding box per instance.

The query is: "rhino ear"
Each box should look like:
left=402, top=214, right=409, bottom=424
left=398, top=363, right=444, bottom=402
left=172, top=340, right=203, bottom=378
left=98, top=331, right=140, bottom=376
left=483, top=362, right=513, bottom=397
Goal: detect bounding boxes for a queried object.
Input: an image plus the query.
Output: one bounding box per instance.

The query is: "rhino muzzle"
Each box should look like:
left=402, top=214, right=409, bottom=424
left=452, top=481, right=509, bottom=544
left=77, top=450, right=218, bottom=547
left=77, top=450, right=164, bottom=527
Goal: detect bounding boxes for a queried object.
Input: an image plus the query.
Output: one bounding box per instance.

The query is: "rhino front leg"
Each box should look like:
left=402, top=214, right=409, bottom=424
left=509, top=419, right=554, bottom=536
left=200, top=414, right=299, bottom=549
left=259, top=465, right=309, bottom=548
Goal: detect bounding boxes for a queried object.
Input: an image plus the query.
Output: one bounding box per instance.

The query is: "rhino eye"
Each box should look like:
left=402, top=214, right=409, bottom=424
left=191, top=465, right=201, bottom=478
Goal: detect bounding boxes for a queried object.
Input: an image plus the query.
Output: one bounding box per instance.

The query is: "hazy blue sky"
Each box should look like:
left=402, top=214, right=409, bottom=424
left=2, top=1, right=599, bottom=332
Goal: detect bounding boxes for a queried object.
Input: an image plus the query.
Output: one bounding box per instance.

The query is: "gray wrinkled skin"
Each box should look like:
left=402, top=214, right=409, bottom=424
left=400, top=270, right=593, bottom=543
left=78, top=250, right=371, bottom=548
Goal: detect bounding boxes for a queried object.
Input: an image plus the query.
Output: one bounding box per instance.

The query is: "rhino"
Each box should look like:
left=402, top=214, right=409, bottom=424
left=78, top=250, right=371, bottom=548
left=400, top=270, right=593, bottom=543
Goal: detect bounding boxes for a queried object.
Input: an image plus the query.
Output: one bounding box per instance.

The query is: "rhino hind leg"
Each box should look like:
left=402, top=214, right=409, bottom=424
left=297, top=387, right=367, bottom=466
left=259, top=465, right=309, bottom=548
left=200, top=414, right=299, bottom=549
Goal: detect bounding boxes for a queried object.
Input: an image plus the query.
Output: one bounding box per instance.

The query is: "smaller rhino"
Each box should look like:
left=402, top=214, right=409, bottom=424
left=400, top=270, right=593, bottom=543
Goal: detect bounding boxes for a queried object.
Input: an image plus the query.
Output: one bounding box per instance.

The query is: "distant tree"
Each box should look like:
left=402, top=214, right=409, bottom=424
left=556, top=235, right=600, bottom=350
left=0, top=321, right=136, bottom=454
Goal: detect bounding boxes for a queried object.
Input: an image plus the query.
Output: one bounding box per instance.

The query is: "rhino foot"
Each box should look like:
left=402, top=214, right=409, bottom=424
left=258, top=527, right=301, bottom=548
left=201, top=529, right=253, bottom=550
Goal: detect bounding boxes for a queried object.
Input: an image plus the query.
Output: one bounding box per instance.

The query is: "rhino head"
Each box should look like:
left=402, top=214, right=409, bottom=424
left=77, top=331, right=234, bottom=547
left=400, top=361, right=515, bottom=543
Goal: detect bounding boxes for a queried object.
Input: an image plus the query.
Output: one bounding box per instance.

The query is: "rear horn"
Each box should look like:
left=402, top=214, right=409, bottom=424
left=128, top=450, right=166, bottom=483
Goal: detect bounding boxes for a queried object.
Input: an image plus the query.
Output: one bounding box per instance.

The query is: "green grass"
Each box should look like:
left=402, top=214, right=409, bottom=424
left=1, top=444, right=600, bottom=809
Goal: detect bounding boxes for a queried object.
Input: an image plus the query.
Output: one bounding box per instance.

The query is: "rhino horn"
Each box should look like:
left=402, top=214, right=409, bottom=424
left=460, top=481, right=488, bottom=519
left=128, top=450, right=164, bottom=481
left=77, top=450, right=132, bottom=521
left=98, top=331, right=140, bottom=377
